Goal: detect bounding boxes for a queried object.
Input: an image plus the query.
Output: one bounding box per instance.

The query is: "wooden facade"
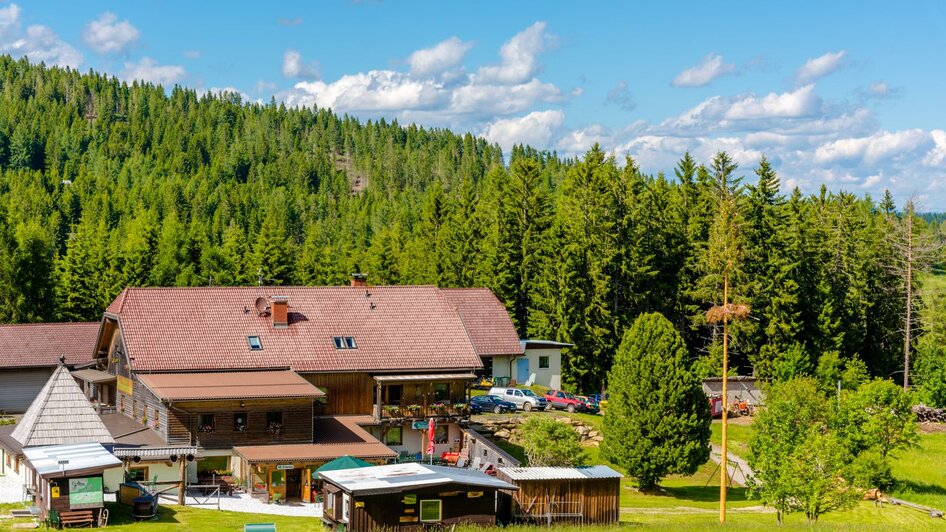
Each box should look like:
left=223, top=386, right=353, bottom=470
left=494, top=473, right=621, bottom=525
left=374, top=379, right=470, bottom=421
left=167, top=398, right=314, bottom=449
left=301, top=373, right=375, bottom=415
left=322, top=484, right=502, bottom=531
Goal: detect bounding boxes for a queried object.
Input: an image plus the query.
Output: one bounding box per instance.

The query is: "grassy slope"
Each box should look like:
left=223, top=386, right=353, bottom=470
left=890, top=431, right=946, bottom=510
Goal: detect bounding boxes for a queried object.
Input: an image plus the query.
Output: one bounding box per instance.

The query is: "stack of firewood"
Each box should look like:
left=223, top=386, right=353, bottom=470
left=913, top=404, right=946, bottom=423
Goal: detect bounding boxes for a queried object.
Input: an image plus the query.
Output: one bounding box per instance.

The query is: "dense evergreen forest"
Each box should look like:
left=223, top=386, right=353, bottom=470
left=0, top=56, right=942, bottom=395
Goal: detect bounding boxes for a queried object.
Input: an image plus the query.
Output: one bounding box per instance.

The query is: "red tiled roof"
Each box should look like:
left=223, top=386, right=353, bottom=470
left=0, top=322, right=99, bottom=368
left=441, top=288, right=524, bottom=357
left=137, top=371, right=325, bottom=401
left=108, top=286, right=508, bottom=373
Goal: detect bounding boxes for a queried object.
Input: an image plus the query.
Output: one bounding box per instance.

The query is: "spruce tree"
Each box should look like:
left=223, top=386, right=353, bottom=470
left=602, top=312, right=711, bottom=489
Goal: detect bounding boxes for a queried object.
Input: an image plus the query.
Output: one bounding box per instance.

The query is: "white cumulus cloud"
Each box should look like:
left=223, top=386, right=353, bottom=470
left=796, top=50, right=847, bottom=84
left=814, top=129, right=932, bottom=165
left=408, top=36, right=473, bottom=76
left=483, top=110, right=564, bottom=152
left=282, top=49, right=319, bottom=80
left=83, top=12, right=139, bottom=54
left=122, top=57, right=185, bottom=86
left=671, top=54, right=735, bottom=87
left=474, top=21, right=553, bottom=85
left=0, top=4, right=82, bottom=68
left=725, top=84, right=821, bottom=120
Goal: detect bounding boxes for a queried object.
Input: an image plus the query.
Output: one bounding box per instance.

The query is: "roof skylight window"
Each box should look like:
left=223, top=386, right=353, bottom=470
left=248, top=336, right=263, bottom=350
left=333, top=336, right=357, bottom=349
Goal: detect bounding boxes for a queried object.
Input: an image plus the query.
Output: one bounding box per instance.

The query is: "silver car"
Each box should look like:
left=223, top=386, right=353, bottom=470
left=488, top=387, right=549, bottom=411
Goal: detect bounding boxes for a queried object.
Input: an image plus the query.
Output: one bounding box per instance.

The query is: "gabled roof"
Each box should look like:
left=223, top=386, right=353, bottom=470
left=105, top=286, right=513, bottom=373
left=0, top=322, right=99, bottom=368
left=441, top=288, right=524, bottom=357
left=11, top=365, right=114, bottom=448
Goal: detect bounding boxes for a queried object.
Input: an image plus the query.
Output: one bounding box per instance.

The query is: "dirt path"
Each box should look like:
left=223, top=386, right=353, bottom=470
left=709, top=444, right=754, bottom=487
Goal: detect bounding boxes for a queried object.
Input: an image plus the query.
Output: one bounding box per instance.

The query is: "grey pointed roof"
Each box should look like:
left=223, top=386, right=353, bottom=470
left=11, top=364, right=114, bottom=448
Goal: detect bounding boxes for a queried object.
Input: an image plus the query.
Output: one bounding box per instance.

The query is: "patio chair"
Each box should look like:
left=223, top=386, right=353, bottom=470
left=45, top=509, right=60, bottom=530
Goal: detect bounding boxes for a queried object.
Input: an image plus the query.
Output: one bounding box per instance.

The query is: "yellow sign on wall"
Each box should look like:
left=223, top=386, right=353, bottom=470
left=117, top=376, right=133, bottom=396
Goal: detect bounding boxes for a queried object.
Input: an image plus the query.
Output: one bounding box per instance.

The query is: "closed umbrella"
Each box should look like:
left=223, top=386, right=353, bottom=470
left=427, top=418, right=435, bottom=463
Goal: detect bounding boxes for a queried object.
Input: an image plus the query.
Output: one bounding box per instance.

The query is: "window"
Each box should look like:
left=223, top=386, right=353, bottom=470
left=197, top=413, right=215, bottom=433
left=384, top=426, right=403, bottom=446
left=419, top=499, right=442, bottom=522
left=539, top=356, right=550, bottom=369
left=248, top=336, right=263, bottom=350
left=332, top=336, right=358, bottom=349
left=434, top=383, right=449, bottom=402
left=514, top=390, right=523, bottom=397
left=234, top=413, right=248, bottom=432
left=267, top=412, right=283, bottom=434
left=434, top=424, right=448, bottom=444
left=385, top=385, right=403, bottom=404
left=128, top=467, right=149, bottom=482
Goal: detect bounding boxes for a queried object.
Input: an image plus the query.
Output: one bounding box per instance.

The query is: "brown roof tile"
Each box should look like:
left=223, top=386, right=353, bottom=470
left=137, top=371, right=325, bottom=401
left=109, top=286, right=505, bottom=373
left=441, top=288, right=524, bottom=356
left=0, top=322, right=99, bottom=368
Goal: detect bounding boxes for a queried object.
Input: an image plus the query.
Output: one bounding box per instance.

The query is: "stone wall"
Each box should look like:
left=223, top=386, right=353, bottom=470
left=468, top=415, right=604, bottom=447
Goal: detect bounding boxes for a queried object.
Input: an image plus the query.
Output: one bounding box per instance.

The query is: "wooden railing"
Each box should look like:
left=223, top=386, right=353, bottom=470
left=375, top=402, right=470, bottom=420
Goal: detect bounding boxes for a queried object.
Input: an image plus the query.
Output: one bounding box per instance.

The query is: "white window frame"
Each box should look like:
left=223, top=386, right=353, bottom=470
left=419, top=499, right=442, bottom=522
left=247, top=336, right=263, bottom=350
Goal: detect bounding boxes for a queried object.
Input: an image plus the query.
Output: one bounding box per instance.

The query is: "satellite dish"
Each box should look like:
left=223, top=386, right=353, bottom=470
left=255, top=296, right=269, bottom=316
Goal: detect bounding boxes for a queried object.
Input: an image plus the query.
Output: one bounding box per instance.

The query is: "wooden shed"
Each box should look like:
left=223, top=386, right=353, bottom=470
left=496, top=465, right=623, bottom=524
left=22, top=442, right=121, bottom=524
left=319, top=462, right=518, bottom=530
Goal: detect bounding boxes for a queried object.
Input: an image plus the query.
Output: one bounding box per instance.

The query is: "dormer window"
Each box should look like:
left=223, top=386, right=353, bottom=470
left=333, top=336, right=357, bottom=349
left=248, top=336, right=263, bottom=350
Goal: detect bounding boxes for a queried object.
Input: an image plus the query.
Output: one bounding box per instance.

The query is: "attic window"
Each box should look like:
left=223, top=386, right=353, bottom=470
left=248, top=336, right=263, bottom=350
left=333, top=336, right=357, bottom=349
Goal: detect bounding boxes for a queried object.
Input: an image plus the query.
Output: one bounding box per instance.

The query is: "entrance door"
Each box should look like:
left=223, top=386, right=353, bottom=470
left=269, top=469, right=286, bottom=502
left=516, top=358, right=529, bottom=383
left=285, top=469, right=301, bottom=500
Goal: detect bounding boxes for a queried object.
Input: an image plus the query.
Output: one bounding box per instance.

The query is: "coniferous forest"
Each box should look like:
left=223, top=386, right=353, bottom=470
left=0, top=56, right=942, bottom=394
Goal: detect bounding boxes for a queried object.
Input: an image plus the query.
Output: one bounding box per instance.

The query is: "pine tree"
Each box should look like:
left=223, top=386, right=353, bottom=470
left=602, top=312, right=711, bottom=489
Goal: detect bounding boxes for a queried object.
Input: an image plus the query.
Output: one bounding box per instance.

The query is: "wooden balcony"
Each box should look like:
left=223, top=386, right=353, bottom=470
left=373, top=401, right=470, bottom=421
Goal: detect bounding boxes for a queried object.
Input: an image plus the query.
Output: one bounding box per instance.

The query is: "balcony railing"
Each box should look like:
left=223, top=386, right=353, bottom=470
left=374, top=402, right=470, bottom=420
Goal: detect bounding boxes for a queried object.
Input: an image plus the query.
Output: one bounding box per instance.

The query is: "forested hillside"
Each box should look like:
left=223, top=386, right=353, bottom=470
left=0, top=56, right=938, bottom=393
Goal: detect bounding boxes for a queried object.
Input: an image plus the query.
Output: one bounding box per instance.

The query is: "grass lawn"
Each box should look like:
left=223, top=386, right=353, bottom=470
left=890, top=430, right=946, bottom=510
left=709, top=419, right=753, bottom=458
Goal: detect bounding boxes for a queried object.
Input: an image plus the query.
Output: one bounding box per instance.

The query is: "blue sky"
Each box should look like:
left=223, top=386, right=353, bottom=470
left=5, top=1, right=946, bottom=206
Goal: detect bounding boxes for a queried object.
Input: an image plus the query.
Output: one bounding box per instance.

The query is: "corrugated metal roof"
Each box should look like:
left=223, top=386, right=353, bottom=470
left=137, top=371, right=325, bottom=401
left=498, top=465, right=623, bottom=480
left=112, top=447, right=201, bottom=459
left=521, top=339, right=574, bottom=349
left=373, top=373, right=477, bottom=382
left=319, top=463, right=518, bottom=495
left=23, top=442, right=121, bottom=477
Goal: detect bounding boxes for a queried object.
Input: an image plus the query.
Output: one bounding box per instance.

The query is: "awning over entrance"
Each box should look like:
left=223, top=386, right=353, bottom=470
left=137, top=370, right=325, bottom=401
left=233, top=442, right=396, bottom=464
left=373, top=373, right=477, bottom=383
left=71, top=368, right=116, bottom=384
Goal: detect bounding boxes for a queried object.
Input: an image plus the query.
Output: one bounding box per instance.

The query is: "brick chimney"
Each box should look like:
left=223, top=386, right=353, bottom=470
left=350, top=273, right=368, bottom=287
left=271, top=296, right=289, bottom=329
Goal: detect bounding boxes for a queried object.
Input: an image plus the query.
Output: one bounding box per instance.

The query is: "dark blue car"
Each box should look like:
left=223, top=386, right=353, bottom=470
left=470, top=394, right=517, bottom=414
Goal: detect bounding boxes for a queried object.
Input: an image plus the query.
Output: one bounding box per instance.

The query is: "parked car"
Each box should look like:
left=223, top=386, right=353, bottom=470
left=544, top=389, right=591, bottom=413
left=576, top=395, right=600, bottom=414
left=470, top=394, right=517, bottom=414
left=488, top=387, right=549, bottom=411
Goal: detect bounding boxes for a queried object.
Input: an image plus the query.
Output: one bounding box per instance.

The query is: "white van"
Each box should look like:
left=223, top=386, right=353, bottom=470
left=488, top=387, right=549, bottom=411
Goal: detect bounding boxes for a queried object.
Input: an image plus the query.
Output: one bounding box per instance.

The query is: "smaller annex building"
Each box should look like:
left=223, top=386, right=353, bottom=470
left=496, top=465, right=623, bottom=524
left=22, top=442, right=120, bottom=525
left=0, top=323, right=99, bottom=413
left=319, top=463, right=518, bottom=530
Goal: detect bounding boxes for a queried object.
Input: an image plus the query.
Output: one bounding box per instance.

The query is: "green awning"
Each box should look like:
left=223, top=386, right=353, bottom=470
left=315, top=455, right=373, bottom=474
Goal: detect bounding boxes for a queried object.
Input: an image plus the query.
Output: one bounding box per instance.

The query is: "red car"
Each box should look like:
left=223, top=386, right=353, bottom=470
left=544, top=389, right=591, bottom=413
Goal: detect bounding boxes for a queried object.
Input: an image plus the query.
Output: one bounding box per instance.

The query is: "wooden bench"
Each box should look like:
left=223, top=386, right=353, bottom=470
left=58, top=510, right=94, bottom=528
